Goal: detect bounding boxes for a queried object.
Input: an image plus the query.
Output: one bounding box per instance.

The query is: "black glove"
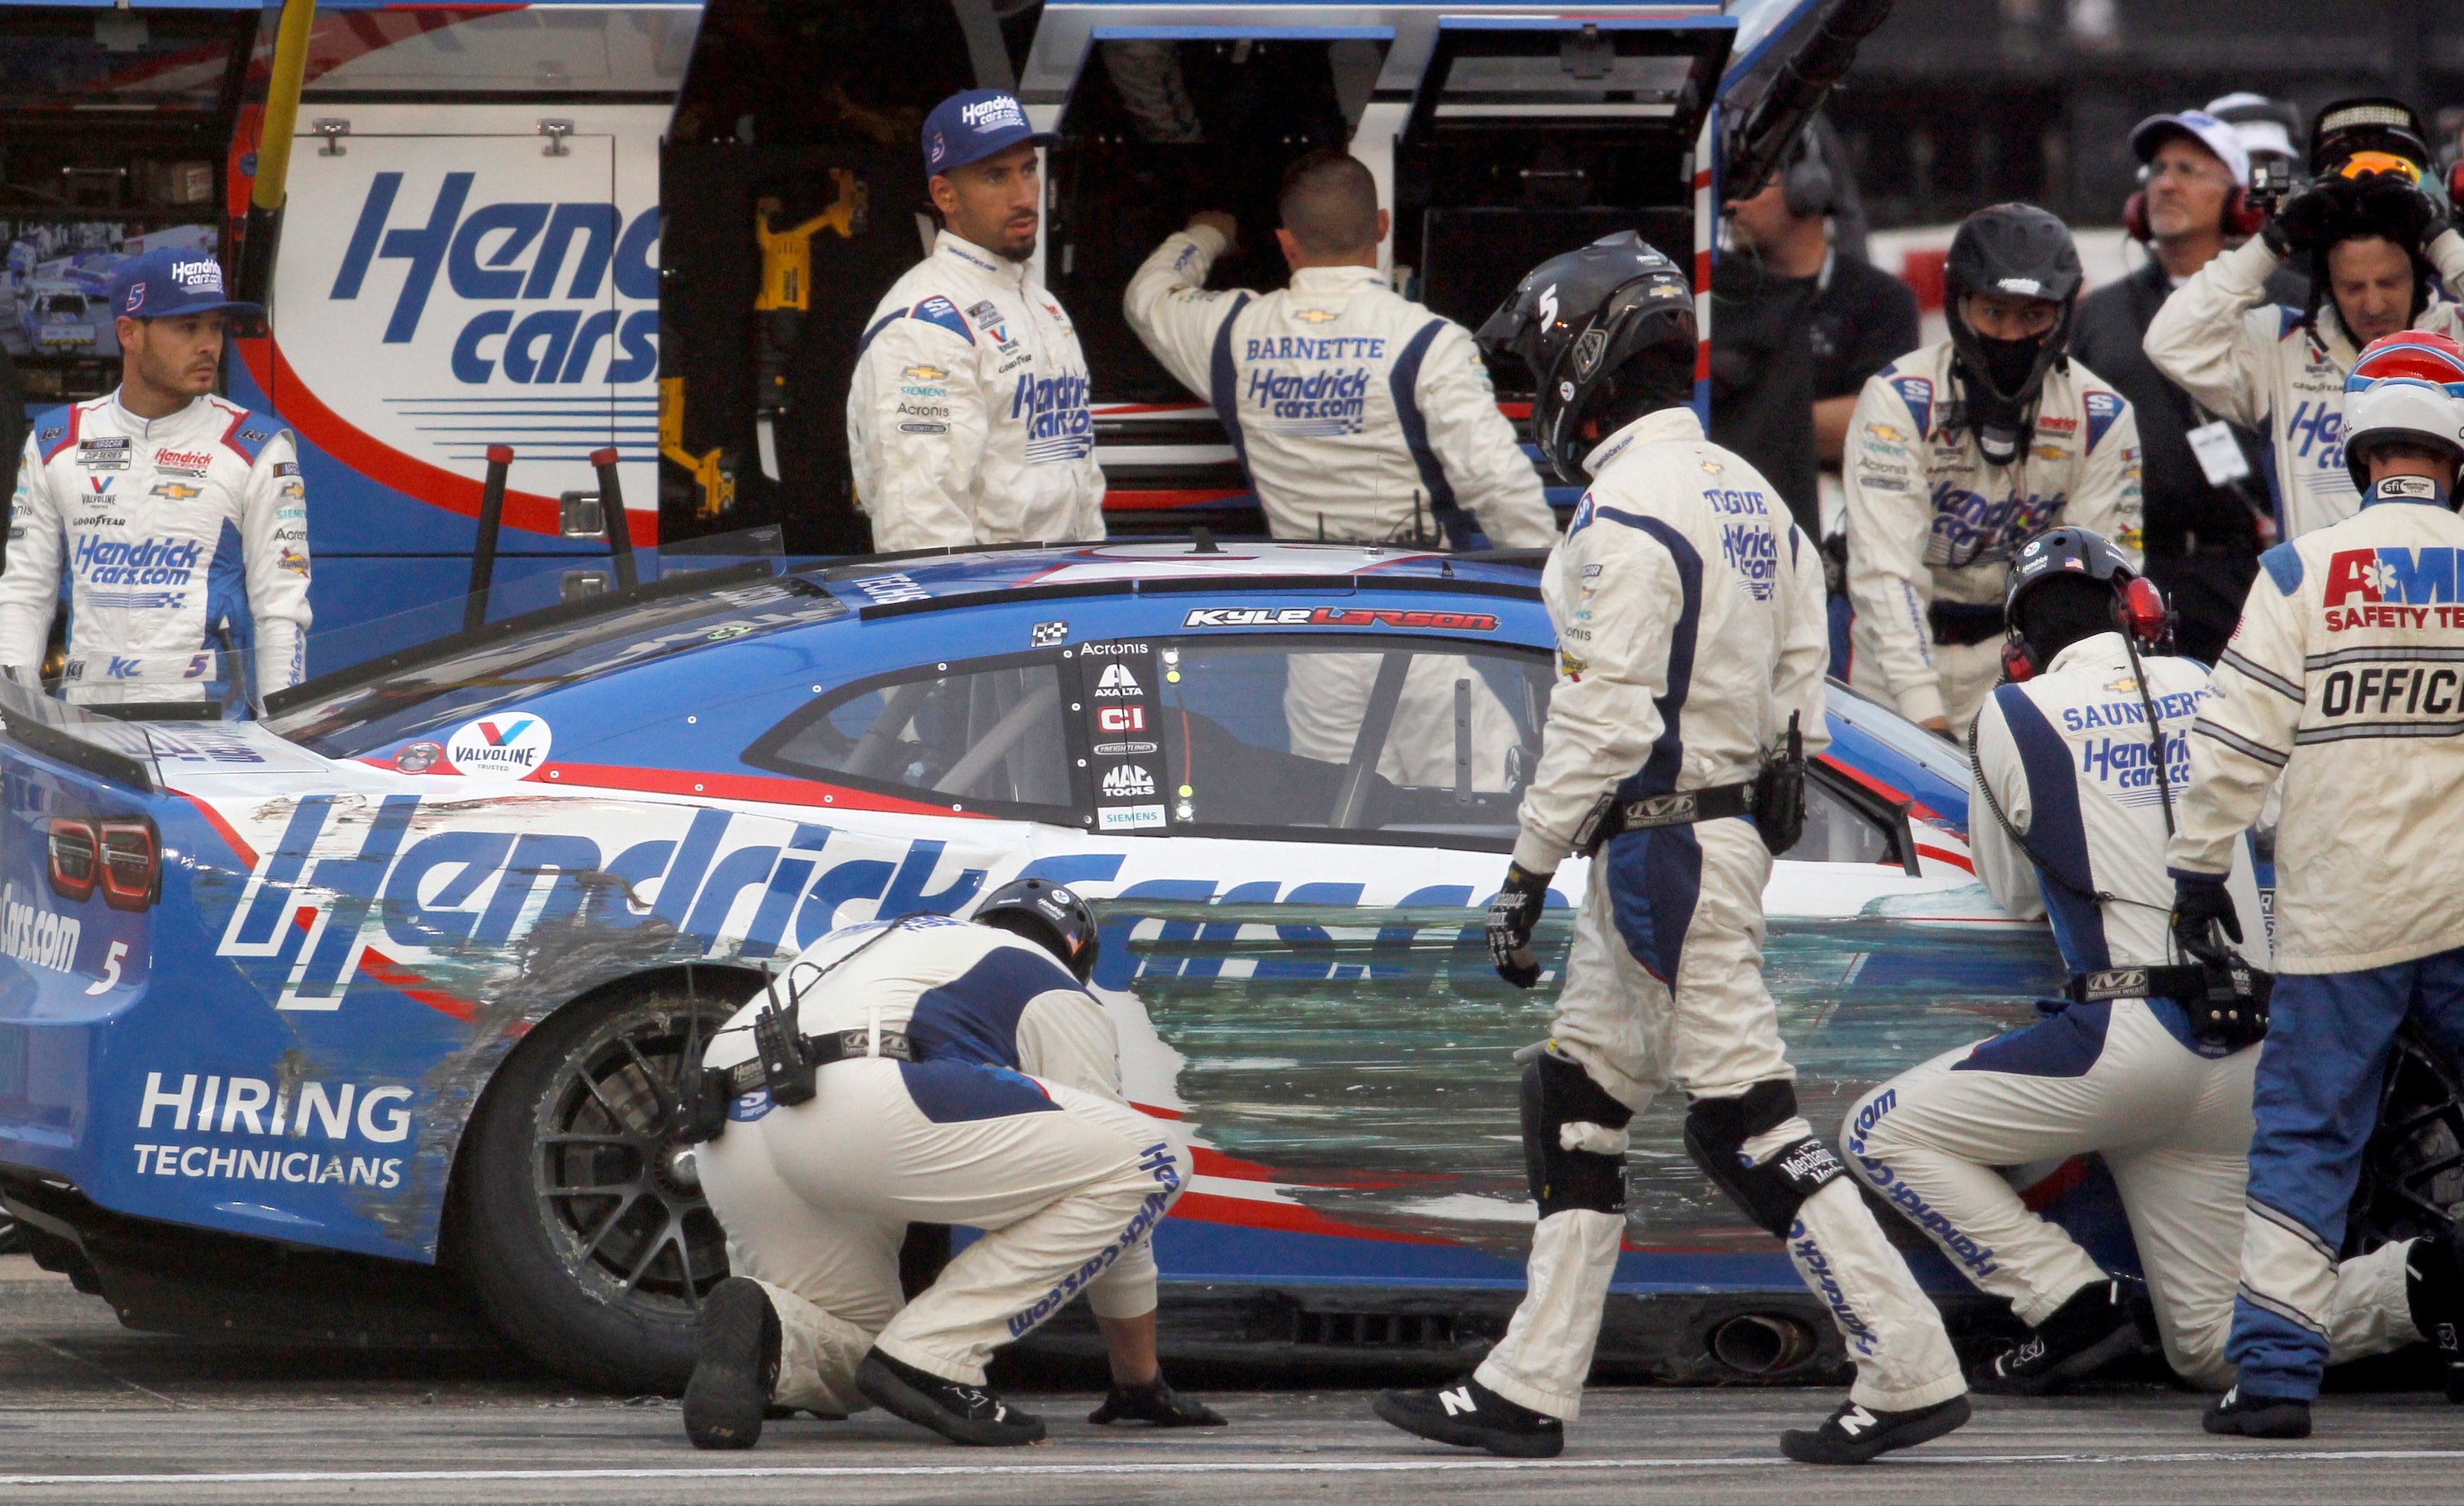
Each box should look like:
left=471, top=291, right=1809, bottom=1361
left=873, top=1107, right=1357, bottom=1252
left=2171, top=881, right=2243, bottom=964
left=1087, top=1376, right=1227, bottom=1427
left=1487, top=862, right=1552, bottom=990
left=2353, top=172, right=2442, bottom=251
left=2267, top=177, right=2361, bottom=257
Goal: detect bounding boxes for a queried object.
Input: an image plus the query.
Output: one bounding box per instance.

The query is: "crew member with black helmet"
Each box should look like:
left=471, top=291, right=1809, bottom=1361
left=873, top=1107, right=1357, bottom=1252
left=1843, top=528, right=2441, bottom=1397
left=1374, top=233, right=1969, bottom=1468
left=681, top=880, right=1223, bottom=1451
left=2146, top=97, right=2464, bottom=543
left=2166, top=331, right=2464, bottom=1439
left=1843, top=204, right=2143, bottom=738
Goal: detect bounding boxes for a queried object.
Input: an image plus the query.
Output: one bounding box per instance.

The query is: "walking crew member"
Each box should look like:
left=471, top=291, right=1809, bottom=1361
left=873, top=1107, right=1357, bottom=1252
left=684, top=881, right=1221, bottom=1449
left=847, top=90, right=1105, bottom=550
left=1843, top=204, right=2142, bottom=738
left=2165, top=332, right=2464, bottom=1439
left=1844, top=528, right=2434, bottom=1397
left=1375, top=233, right=1968, bottom=1467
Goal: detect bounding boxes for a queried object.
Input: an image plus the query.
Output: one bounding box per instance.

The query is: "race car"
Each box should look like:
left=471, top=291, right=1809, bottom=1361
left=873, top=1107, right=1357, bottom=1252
left=0, top=540, right=2240, bottom=1391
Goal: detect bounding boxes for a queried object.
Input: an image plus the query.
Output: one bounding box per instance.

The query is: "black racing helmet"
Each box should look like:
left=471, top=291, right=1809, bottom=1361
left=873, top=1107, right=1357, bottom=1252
left=2001, top=526, right=2150, bottom=678
left=973, top=877, right=1101, bottom=982
left=1476, top=230, right=1695, bottom=481
left=2309, top=96, right=2434, bottom=180
left=1943, top=204, right=2083, bottom=467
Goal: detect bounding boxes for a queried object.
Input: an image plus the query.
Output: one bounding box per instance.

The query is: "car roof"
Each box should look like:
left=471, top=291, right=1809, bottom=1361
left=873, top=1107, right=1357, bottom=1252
left=808, top=539, right=1545, bottom=609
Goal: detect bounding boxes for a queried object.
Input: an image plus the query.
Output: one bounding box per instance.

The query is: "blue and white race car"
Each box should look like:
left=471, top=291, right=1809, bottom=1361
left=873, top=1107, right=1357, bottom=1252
left=0, top=541, right=2115, bottom=1390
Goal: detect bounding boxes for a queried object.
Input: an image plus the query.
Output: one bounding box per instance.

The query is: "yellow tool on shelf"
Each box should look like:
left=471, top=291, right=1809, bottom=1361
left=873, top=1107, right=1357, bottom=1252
left=661, top=377, right=736, bottom=522
left=753, top=168, right=868, bottom=479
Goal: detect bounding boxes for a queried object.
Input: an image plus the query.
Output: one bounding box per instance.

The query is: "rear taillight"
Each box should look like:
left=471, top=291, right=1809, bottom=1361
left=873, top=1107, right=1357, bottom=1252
left=98, top=819, right=158, bottom=911
left=47, top=820, right=96, bottom=903
left=47, top=816, right=157, bottom=909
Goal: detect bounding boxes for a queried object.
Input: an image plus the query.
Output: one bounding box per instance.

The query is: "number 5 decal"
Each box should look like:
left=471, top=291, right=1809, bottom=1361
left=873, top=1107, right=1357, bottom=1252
left=84, top=941, right=126, bottom=996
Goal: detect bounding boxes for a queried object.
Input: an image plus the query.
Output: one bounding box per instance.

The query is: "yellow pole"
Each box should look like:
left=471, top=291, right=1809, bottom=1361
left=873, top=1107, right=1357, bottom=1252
left=251, top=0, right=318, bottom=214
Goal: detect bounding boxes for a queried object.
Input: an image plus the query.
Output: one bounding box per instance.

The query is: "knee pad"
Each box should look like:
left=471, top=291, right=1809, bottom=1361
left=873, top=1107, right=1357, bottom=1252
left=1683, top=1079, right=1848, bottom=1239
left=1519, top=1052, right=1634, bottom=1217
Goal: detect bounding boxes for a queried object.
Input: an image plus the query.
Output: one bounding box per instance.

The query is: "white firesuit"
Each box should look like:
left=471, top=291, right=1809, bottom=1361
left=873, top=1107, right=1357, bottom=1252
left=2, top=391, right=310, bottom=702
left=696, top=917, right=1188, bottom=1413
left=1843, top=342, right=2143, bottom=734
left=1475, top=404, right=1964, bottom=1420
left=848, top=231, right=1107, bottom=551
left=1123, top=225, right=1558, bottom=549
left=1842, top=633, right=2416, bottom=1389
left=2144, top=234, right=2464, bottom=542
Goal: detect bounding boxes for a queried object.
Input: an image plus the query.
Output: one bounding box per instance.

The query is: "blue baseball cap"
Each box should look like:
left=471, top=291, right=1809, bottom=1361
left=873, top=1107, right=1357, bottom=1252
left=921, top=89, right=1058, bottom=176
left=108, top=246, right=263, bottom=322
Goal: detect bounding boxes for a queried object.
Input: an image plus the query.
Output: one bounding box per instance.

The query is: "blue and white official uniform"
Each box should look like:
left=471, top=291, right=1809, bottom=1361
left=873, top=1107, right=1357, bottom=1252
left=696, top=916, right=1188, bottom=1416
left=2167, top=470, right=2464, bottom=1402
left=1844, top=631, right=2417, bottom=1387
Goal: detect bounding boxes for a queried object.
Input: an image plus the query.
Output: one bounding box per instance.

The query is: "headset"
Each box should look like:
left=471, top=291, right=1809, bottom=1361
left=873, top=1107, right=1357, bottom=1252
left=2124, top=155, right=2267, bottom=243
left=1779, top=125, right=1835, bottom=219
left=1998, top=573, right=2173, bottom=685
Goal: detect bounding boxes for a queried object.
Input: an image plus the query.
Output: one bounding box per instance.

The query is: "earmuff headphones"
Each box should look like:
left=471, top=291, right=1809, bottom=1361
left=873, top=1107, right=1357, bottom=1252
left=2124, top=160, right=2268, bottom=243
left=1780, top=126, right=1835, bottom=219
left=2001, top=576, right=2173, bottom=683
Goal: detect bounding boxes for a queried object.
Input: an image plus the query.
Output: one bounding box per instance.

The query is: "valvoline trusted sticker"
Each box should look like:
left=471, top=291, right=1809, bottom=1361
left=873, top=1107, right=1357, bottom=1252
left=445, top=715, right=553, bottom=780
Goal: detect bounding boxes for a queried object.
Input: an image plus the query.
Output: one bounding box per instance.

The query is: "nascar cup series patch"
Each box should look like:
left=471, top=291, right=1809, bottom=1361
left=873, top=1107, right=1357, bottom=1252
left=445, top=715, right=553, bottom=780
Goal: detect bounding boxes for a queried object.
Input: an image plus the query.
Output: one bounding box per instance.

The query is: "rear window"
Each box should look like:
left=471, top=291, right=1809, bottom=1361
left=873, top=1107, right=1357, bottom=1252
left=746, top=653, right=1076, bottom=822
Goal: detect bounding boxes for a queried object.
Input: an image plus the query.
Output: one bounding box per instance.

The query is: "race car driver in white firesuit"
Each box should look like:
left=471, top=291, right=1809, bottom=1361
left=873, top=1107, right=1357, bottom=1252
left=1374, top=233, right=1968, bottom=1467
left=682, top=881, right=1220, bottom=1449
left=2, top=245, right=310, bottom=705
left=1844, top=204, right=2143, bottom=739
left=2164, top=331, right=2464, bottom=1439
left=847, top=90, right=1105, bottom=551
left=1843, top=527, right=2435, bottom=1397
left=2146, top=97, right=2464, bottom=543
left=1123, top=149, right=1557, bottom=784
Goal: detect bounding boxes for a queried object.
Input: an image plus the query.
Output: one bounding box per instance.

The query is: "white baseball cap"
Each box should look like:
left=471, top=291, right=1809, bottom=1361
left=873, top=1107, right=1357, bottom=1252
left=2130, top=109, right=2252, bottom=187
left=2205, top=92, right=2299, bottom=164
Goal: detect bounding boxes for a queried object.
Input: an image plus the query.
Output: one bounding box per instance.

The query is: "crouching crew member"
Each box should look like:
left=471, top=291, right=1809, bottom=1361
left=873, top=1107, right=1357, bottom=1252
left=2167, top=332, right=2464, bottom=1439
left=1844, top=204, right=2142, bottom=738
left=682, top=880, right=1222, bottom=1449
left=1374, top=233, right=1968, bottom=1467
left=1844, top=527, right=2432, bottom=1397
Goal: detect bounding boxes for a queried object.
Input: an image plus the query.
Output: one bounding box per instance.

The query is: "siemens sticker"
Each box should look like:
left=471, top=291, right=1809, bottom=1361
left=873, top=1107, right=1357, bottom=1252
left=328, top=172, right=660, bottom=387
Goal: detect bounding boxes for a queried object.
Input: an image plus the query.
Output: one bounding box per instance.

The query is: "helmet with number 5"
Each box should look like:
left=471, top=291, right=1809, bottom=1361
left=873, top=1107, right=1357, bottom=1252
left=1475, top=232, right=1696, bottom=482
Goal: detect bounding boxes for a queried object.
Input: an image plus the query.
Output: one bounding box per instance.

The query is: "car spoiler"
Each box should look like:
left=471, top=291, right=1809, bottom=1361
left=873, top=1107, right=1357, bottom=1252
left=0, top=676, right=156, bottom=792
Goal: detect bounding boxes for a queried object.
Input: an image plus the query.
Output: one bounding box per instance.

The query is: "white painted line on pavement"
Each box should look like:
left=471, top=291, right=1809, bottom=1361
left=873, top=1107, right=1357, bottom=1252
left=5, top=1449, right=2464, bottom=1486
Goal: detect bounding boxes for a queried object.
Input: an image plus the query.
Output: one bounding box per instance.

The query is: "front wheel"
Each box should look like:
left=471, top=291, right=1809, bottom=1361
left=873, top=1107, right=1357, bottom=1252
left=448, top=978, right=755, bottom=1391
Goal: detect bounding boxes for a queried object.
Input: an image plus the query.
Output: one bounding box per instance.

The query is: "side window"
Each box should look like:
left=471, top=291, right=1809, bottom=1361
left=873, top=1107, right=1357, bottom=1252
left=1088, top=636, right=1550, bottom=848
left=746, top=652, right=1076, bottom=820
left=1780, top=767, right=1918, bottom=871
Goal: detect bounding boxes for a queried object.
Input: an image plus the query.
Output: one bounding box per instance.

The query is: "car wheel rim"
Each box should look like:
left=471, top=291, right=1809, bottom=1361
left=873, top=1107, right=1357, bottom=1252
left=532, top=998, right=734, bottom=1322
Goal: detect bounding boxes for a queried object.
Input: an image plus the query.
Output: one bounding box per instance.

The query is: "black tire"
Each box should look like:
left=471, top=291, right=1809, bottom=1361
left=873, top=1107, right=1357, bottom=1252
left=2346, top=1024, right=2464, bottom=1257
left=450, top=978, right=754, bottom=1392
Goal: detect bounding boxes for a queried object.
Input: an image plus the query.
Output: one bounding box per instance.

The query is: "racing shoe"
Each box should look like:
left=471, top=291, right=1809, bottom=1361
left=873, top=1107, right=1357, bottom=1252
left=1780, top=1394, right=1970, bottom=1465
left=2203, top=1385, right=2311, bottom=1439
left=1371, top=1377, right=1564, bottom=1459
left=855, top=1350, right=1046, bottom=1446
left=1088, top=1374, right=1228, bottom=1427
left=1974, top=1275, right=2152, bottom=1395
left=682, top=1277, right=780, bottom=1450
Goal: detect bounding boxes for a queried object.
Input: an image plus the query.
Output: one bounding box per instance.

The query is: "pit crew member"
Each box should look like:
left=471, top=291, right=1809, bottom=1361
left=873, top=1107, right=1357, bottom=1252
left=683, top=881, right=1218, bottom=1449
left=1123, top=148, right=1557, bottom=550
left=1844, top=204, right=2142, bottom=738
left=2145, top=96, right=2464, bottom=543
left=2166, top=332, right=2464, bottom=1439
left=1844, top=527, right=2431, bottom=1395
left=1375, top=233, right=1968, bottom=1467
left=2, top=245, right=309, bottom=704
left=847, top=90, right=1105, bottom=551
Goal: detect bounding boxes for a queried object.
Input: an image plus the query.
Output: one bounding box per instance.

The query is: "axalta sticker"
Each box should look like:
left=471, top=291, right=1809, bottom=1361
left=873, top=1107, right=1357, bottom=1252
left=1181, top=605, right=1499, bottom=631
left=446, top=715, right=552, bottom=779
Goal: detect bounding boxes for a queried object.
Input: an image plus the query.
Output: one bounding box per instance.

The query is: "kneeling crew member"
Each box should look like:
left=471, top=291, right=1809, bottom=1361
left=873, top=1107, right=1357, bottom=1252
left=1844, top=527, right=2431, bottom=1396
left=1844, top=204, right=2142, bottom=738
left=684, top=880, right=1221, bottom=1448
left=1375, top=233, right=1968, bottom=1467
left=2167, top=332, right=2464, bottom=1439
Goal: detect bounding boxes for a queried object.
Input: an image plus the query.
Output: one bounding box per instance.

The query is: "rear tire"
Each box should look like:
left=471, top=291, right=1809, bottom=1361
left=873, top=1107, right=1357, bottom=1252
left=449, top=978, right=755, bottom=1392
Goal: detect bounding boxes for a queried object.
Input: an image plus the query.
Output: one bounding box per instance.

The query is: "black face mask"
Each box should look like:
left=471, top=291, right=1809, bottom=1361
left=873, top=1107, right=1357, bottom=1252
left=1973, top=333, right=2043, bottom=401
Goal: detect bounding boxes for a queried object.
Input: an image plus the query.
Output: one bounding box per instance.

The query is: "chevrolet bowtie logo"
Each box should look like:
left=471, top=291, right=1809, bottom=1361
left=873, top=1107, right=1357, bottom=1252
left=148, top=482, right=202, bottom=501
left=1293, top=309, right=1340, bottom=323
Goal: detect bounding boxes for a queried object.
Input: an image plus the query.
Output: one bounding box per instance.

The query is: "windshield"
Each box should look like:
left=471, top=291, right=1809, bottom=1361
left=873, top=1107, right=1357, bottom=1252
left=265, top=568, right=845, bottom=756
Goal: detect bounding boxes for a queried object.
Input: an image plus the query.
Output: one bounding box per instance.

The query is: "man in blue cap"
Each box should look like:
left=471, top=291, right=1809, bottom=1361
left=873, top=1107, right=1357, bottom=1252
left=845, top=89, right=1105, bottom=551
left=0, top=245, right=310, bottom=705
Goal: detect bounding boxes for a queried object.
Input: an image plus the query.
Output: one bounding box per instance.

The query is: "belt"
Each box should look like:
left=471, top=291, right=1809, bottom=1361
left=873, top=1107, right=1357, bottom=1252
left=2065, top=966, right=2206, bottom=1005
left=1577, top=779, right=1758, bottom=855
left=1928, top=600, right=2007, bottom=646
left=715, top=1028, right=914, bottom=1096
